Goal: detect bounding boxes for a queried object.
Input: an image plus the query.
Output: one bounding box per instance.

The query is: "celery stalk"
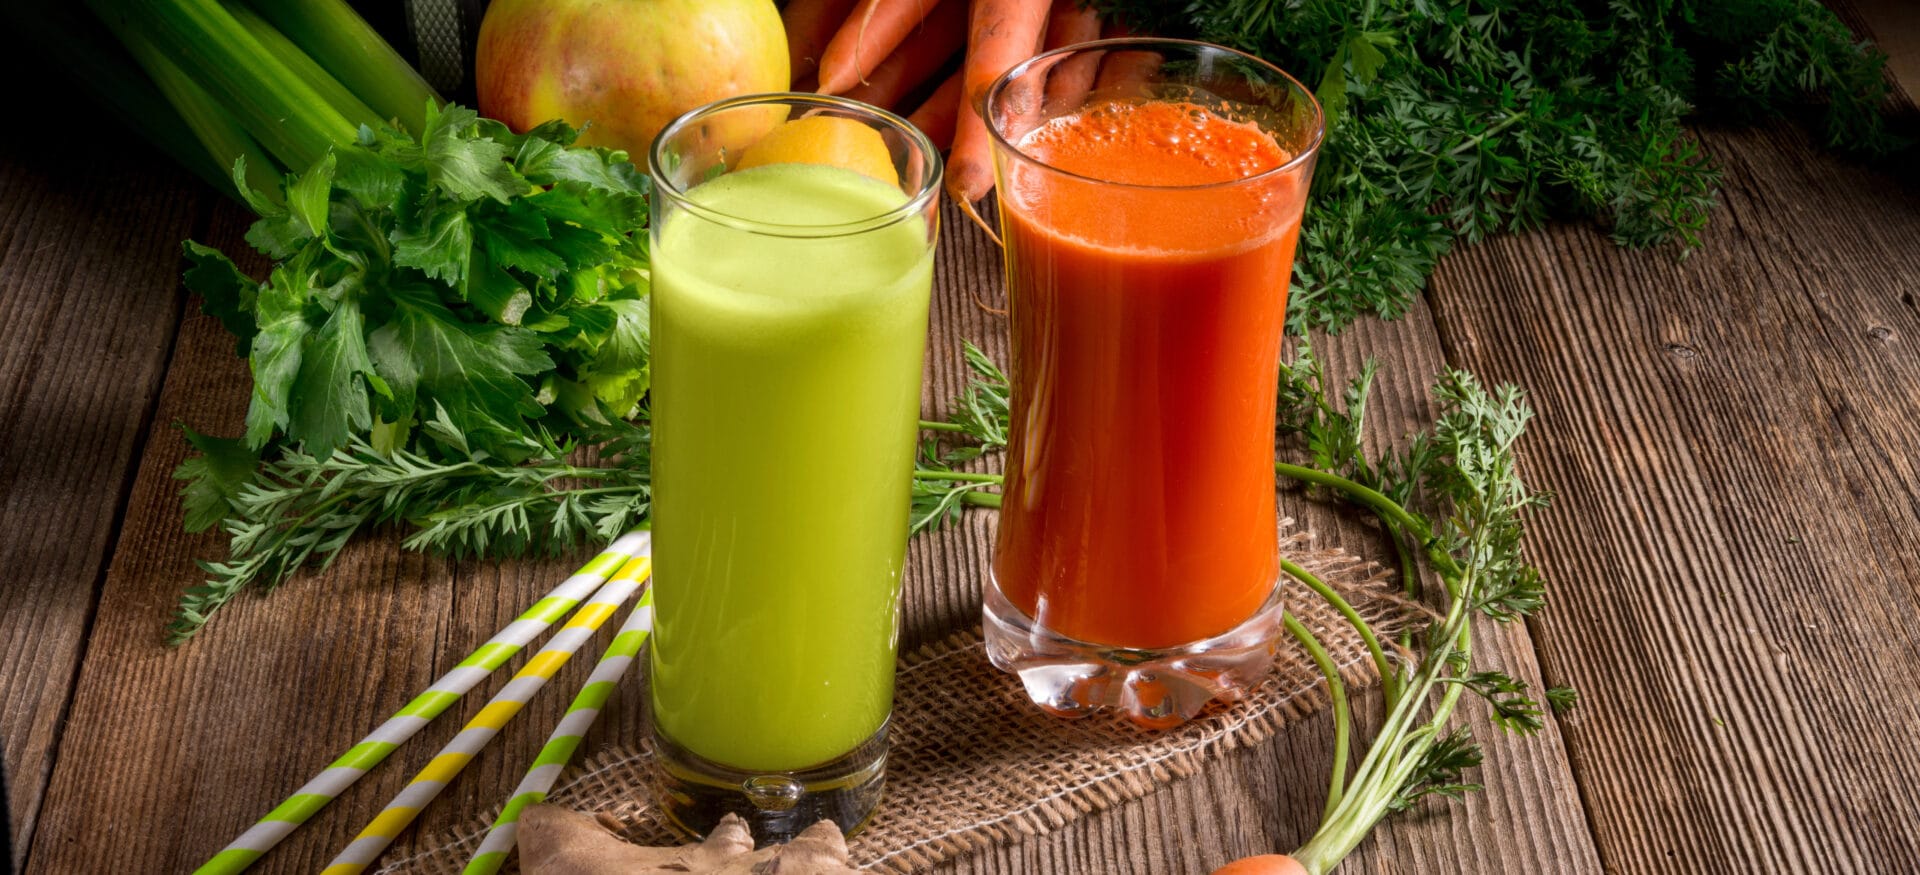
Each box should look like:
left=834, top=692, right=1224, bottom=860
left=2, top=3, right=228, bottom=191
left=121, top=26, right=287, bottom=204
left=87, top=0, right=358, bottom=171
left=227, top=2, right=382, bottom=131
left=243, top=0, right=441, bottom=133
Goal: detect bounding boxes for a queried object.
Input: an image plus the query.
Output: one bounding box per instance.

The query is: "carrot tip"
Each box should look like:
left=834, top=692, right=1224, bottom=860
left=955, top=194, right=1001, bottom=246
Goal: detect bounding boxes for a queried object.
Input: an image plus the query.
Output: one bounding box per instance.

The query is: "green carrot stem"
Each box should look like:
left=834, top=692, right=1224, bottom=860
left=960, top=491, right=1001, bottom=509
left=1447, top=109, right=1526, bottom=157
left=1269, top=453, right=1494, bottom=873
left=1275, top=461, right=1462, bottom=581
left=1285, top=612, right=1351, bottom=822
left=1292, top=569, right=1476, bottom=873
left=1385, top=519, right=1420, bottom=649
left=912, top=469, right=1002, bottom=483
left=1283, top=557, right=1400, bottom=707
left=918, top=420, right=968, bottom=432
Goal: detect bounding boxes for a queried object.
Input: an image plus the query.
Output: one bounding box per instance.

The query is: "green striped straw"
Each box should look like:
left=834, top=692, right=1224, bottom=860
left=320, top=555, right=652, bottom=875
left=462, top=587, right=654, bottom=874
left=193, top=530, right=652, bottom=875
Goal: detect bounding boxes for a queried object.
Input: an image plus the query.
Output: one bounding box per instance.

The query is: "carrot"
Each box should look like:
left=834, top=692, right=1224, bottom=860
left=907, top=70, right=963, bottom=150
left=962, top=0, right=1052, bottom=112
left=783, top=0, right=862, bottom=84
left=1040, top=0, right=1101, bottom=112
left=1043, top=0, right=1099, bottom=50
left=947, top=0, right=1051, bottom=212
left=947, top=107, right=995, bottom=235
left=840, top=0, right=967, bottom=110
left=817, top=0, right=942, bottom=96
left=1212, top=855, right=1310, bottom=875
left=1093, top=17, right=1160, bottom=95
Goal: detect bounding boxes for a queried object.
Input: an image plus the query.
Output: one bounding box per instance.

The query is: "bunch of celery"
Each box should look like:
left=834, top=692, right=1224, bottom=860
left=32, top=0, right=439, bottom=200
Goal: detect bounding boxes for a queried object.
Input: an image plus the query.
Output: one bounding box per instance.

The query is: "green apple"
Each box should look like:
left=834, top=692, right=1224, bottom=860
left=476, top=0, right=788, bottom=156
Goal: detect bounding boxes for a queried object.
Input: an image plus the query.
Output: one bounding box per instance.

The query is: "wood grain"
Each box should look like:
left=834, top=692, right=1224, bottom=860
left=18, top=202, right=568, bottom=873
left=0, top=132, right=204, bottom=869
left=1421, top=117, right=1920, bottom=871
left=1851, top=0, right=1920, bottom=98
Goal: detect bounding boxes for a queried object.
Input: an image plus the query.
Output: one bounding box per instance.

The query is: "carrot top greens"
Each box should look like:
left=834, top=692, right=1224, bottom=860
left=1272, top=342, right=1567, bottom=872
left=1093, top=0, right=1909, bottom=333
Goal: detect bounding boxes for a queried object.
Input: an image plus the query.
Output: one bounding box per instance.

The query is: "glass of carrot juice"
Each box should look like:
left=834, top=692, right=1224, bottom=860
left=979, top=40, right=1324, bottom=728
left=646, top=94, right=941, bottom=840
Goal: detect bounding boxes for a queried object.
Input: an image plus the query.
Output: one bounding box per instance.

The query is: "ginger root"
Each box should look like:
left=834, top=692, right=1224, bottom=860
left=519, top=804, right=862, bottom=874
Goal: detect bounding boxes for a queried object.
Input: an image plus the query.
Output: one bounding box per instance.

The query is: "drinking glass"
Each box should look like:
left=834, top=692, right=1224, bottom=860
left=980, top=40, right=1324, bottom=728
left=646, top=93, right=941, bottom=839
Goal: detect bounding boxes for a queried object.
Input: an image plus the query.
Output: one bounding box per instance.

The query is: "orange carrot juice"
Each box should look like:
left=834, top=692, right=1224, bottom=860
left=993, top=99, right=1307, bottom=650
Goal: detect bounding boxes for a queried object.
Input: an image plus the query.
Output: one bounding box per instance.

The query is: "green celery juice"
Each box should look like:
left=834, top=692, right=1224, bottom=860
left=648, top=162, right=934, bottom=772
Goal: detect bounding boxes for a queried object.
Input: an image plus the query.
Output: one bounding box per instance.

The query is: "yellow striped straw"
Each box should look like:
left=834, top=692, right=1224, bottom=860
left=462, top=587, right=654, bottom=874
left=319, top=553, right=653, bottom=875
left=193, top=531, right=650, bottom=875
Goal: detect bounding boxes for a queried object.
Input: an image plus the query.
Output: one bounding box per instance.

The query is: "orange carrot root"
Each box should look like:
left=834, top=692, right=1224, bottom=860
left=818, top=0, right=941, bottom=95
left=962, top=0, right=1053, bottom=111
left=842, top=0, right=967, bottom=110
left=908, top=70, right=964, bottom=151
left=1092, top=18, right=1160, bottom=95
left=1043, top=0, right=1100, bottom=50
left=947, top=0, right=1050, bottom=217
left=1040, top=0, right=1101, bottom=111
left=1212, top=854, right=1311, bottom=875
left=784, top=0, right=861, bottom=85
left=947, top=105, right=998, bottom=236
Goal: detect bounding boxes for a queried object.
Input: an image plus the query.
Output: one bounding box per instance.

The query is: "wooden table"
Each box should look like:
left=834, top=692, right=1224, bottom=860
left=5, top=8, right=1918, bottom=874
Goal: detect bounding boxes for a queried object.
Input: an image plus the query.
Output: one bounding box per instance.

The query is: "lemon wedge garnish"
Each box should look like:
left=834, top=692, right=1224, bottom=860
left=736, top=115, right=900, bottom=187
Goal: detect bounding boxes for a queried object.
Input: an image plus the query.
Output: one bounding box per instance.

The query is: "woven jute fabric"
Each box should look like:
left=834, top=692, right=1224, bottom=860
left=382, top=527, right=1420, bottom=874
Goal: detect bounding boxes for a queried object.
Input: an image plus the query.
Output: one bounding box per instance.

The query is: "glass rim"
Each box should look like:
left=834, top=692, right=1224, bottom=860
left=647, top=92, right=943, bottom=239
left=983, top=37, right=1326, bottom=192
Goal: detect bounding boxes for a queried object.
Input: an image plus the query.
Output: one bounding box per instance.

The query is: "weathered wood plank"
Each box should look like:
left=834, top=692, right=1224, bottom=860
left=0, top=131, right=204, bottom=868
left=22, top=201, right=516, bottom=874
left=1421, top=107, right=1920, bottom=872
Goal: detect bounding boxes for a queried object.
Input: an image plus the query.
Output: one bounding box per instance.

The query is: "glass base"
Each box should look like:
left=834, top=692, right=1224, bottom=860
left=649, top=722, right=887, bottom=845
left=983, top=576, right=1285, bottom=729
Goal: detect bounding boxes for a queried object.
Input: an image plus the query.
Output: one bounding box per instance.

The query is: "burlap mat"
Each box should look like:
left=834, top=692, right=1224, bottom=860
left=381, top=527, right=1421, bottom=874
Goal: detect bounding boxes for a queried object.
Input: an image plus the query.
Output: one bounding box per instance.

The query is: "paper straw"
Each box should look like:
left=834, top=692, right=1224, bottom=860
left=194, top=531, right=652, bottom=875
left=461, top=587, right=654, bottom=875
left=320, top=552, right=653, bottom=875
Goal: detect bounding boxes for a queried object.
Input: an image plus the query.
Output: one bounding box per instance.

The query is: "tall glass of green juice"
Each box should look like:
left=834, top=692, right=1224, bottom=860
left=646, top=94, right=941, bottom=842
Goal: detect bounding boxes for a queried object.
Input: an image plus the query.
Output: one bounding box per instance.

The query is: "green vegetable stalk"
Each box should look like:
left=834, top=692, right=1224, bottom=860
left=117, top=28, right=285, bottom=202
left=226, top=2, right=383, bottom=132
left=87, top=0, right=361, bottom=171
left=19, top=0, right=439, bottom=204
left=242, top=0, right=440, bottom=133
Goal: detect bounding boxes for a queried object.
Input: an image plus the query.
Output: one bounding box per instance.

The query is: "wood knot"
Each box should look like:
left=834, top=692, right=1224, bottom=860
left=1868, top=325, right=1894, bottom=342
left=1663, top=342, right=1697, bottom=359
